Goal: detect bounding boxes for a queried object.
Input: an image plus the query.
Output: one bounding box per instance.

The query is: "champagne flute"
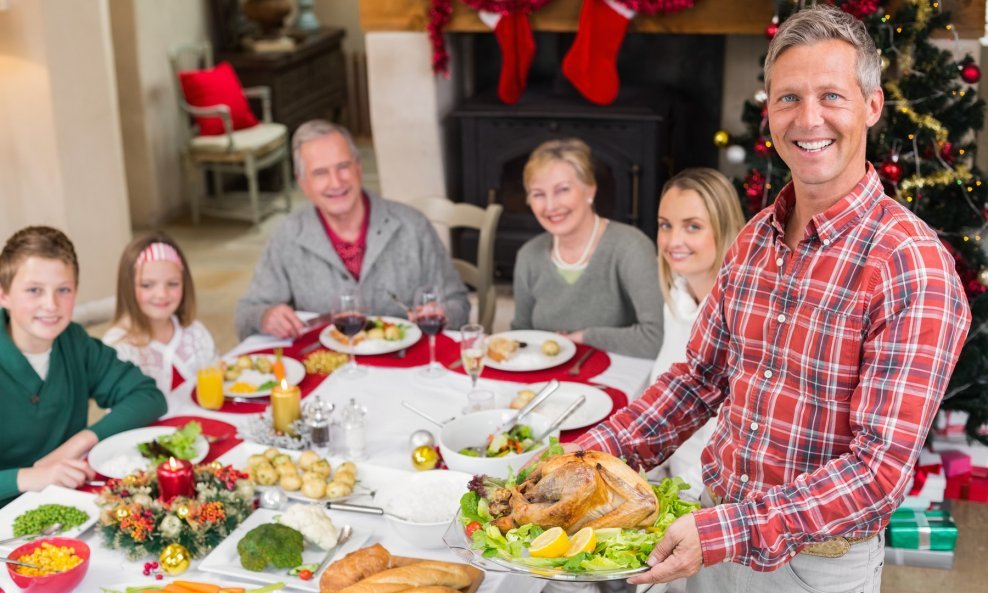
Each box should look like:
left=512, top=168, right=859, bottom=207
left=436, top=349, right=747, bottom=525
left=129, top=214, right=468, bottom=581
left=460, top=324, right=486, bottom=391
left=414, top=285, right=447, bottom=378
left=332, top=287, right=368, bottom=379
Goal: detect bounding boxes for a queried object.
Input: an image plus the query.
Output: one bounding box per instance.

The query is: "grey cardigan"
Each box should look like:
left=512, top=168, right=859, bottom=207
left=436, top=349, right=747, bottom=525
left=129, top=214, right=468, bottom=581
left=511, top=221, right=664, bottom=359
left=235, top=191, right=470, bottom=339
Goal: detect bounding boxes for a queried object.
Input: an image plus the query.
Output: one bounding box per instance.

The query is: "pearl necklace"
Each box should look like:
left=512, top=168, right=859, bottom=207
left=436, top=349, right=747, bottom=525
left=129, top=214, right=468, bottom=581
left=552, top=214, right=600, bottom=271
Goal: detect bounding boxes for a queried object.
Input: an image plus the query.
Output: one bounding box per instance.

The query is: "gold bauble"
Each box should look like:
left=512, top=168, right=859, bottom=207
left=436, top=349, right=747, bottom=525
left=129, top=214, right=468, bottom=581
left=713, top=130, right=731, bottom=148
left=160, top=543, right=191, bottom=575
left=209, top=460, right=224, bottom=471
left=979, top=267, right=988, bottom=287
left=175, top=504, right=191, bottom=519
left=411, top=445, right=439, bottom=471
left=115, top=506, right=130, bottom=520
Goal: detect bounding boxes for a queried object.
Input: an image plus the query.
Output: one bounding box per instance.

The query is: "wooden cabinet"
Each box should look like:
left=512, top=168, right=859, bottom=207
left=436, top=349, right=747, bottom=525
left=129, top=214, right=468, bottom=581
left=221, top=28, right=347, bottom=135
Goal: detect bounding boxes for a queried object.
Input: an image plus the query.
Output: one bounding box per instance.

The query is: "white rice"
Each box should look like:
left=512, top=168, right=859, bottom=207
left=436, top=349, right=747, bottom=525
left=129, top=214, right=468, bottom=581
left=101, top=452, right=149, bottom=477
left=377, top=472, right=467, bottom=524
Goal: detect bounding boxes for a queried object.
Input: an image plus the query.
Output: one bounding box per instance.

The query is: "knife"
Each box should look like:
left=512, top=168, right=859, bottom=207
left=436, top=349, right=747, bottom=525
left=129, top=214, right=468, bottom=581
left=303, top=312, right=335, bottom=331
left=487, top=379, right=559, bottom=443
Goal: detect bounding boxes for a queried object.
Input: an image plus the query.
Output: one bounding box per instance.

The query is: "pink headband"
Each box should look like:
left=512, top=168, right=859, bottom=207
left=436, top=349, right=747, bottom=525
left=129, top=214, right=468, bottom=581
left=136, top=242, right=184, bottom=270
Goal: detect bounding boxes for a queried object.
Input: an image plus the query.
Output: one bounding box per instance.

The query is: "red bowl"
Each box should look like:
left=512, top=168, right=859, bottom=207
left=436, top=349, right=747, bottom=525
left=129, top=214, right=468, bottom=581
left=6, top=536, right=90, bottom=593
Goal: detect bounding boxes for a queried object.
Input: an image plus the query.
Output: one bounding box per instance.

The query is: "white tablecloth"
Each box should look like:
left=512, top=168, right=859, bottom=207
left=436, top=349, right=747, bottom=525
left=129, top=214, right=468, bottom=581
left=0, top=333, right=653, bottom=593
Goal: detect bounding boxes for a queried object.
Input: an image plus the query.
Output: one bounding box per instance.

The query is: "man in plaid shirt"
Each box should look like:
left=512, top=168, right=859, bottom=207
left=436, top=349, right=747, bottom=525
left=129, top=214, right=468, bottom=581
left=572, top=6, right=971, bottom=590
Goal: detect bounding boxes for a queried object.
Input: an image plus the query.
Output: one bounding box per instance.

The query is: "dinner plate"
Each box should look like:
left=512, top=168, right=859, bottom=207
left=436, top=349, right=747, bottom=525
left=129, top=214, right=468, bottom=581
left=88, top=426, right=209, bottom=479
left=198, top=508, right=371, bottom=592
left=223, top=354, right=305, bottom=398
left=485, top=330, right=576, bottom=372
left=318, top=315, right=421, bottom=356
left=218, top=443, right=410, bottom=505
left=0, top=485, right=99, bottom=550
left=521, top=381, right=613, bottom=430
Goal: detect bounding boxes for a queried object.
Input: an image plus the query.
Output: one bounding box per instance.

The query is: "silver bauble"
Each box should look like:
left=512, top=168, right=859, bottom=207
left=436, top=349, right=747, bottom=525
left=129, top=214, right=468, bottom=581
left=754, top=89, right=768, bottom=104
left=726, top=145, right=747, bottom=164
left=409, top=429, right=435, bottom=449
left=259, top=487, right=288, bottom=510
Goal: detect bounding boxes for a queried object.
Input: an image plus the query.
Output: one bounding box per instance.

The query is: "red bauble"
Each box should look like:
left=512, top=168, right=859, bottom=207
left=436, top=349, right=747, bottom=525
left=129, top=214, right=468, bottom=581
left=840, top=0, right=880, bottom=19
left=765, top=21, right=779, bottom=40
left=960, top=63, right=981, bottom=84
left=879, top=160, right=903, bottom=184
left=940, top=141, right=954, bottom=164
left=754, top=136, right=773, bottom=156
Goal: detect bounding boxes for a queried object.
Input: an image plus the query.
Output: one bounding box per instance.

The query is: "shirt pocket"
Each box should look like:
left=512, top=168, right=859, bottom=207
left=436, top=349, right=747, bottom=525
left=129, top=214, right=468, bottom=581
left=789, top=305, right=864, bottom=401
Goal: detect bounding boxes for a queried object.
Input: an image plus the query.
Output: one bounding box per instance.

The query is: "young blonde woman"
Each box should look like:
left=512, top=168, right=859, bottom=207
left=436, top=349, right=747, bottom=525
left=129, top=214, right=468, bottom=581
left=512, top=138, right=663, bottom=359
left=649, top=168, right=745, bottom=500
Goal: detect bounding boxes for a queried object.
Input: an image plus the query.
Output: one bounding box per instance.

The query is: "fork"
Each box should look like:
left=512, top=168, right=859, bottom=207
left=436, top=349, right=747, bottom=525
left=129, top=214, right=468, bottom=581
left=315, top=524, right=353, bottom=576
left=567, top=349, right=595, bottom=376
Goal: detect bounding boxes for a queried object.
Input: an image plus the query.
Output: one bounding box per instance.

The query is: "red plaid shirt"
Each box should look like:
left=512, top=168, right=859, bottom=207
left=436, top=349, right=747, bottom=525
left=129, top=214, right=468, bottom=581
left=575, top=164, right=970, bottom=570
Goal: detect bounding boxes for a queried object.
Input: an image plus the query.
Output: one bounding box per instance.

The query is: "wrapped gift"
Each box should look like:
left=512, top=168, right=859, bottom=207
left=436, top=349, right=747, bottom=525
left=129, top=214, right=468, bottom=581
left=939, top=449, right=972, bottom=478
left=906, top=453, right=946, bottom=502
left=884, top=547, right=954, bottom=570
left=932, top=439, right=988, bottom=467
left=947, top=466, right=988, bottom=502
left=886, top=509, right=958, bottom=550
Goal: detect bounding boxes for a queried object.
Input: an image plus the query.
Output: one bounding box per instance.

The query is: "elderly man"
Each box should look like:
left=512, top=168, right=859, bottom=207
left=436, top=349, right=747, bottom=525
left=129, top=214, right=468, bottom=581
left=564, top=6, right=970, bottom=592
left=235, top=121, right=469, bottom=339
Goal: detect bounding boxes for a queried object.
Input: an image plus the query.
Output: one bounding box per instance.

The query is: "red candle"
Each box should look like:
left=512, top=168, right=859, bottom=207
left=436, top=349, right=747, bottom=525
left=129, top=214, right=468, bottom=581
left=157, top=457, right=194, bottom=502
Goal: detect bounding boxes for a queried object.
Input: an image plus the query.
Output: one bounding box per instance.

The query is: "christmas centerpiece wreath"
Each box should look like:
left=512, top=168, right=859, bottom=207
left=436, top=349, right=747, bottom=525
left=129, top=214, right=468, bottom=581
left=95, top=462, right=254, bottom=559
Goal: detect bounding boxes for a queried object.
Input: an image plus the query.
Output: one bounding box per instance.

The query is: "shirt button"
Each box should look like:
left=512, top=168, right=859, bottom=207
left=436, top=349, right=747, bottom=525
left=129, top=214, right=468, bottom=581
left=777, top=314, right=786, bottom=323
left=750, top=421, right=759, bottom=431
left=776, top=257, right=784, bottom=266
left=740, top=474, right=749, bottom=483
left=822, top=238, right=831, bottom=246
left=763, top=369, right=773, bottom=379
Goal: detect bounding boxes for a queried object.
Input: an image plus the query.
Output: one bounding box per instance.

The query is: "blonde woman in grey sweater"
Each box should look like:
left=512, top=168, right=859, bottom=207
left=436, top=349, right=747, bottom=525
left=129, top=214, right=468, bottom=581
left=511, top=139, right=663, bottom=359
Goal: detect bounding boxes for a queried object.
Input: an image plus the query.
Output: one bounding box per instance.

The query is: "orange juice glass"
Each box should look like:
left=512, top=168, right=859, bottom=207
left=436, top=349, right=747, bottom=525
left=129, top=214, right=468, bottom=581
left=196, top=363, right=224, bottom=410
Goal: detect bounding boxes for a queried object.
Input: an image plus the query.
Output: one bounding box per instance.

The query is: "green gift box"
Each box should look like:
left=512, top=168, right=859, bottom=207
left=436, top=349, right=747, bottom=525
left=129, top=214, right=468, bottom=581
left=886, top=509, right=958, bottom=551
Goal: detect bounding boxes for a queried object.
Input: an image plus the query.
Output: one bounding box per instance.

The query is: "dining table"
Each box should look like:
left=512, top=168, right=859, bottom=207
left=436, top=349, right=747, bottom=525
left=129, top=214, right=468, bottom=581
left=0, top=324, right=654, bottom=593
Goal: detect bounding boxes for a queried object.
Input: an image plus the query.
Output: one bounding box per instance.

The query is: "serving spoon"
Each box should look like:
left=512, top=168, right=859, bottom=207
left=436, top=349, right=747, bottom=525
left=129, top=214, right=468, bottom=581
left=0, top=522, right=64, bottom=548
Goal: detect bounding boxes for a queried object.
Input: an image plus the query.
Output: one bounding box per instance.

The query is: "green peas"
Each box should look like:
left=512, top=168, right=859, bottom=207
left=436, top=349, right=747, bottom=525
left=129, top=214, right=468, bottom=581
left=12, top=504, right=88, bottom=537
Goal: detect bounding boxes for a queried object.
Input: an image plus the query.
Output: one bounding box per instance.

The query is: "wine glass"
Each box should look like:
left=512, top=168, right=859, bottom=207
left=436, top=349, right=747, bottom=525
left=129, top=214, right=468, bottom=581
left=332, top=287, right=368, bottom=379
left=460, top=324, right=486, bottom=391
left=413, top=285, right=447, bottom=377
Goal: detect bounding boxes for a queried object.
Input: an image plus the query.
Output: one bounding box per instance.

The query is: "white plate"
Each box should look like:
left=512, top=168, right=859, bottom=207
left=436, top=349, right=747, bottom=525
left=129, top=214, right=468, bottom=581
left=223, top=354, right=306, bottom=398
left=0, top=485, right=99, bottom=550
left=485, top=330, right=576, bottom=372
left=218, top=443, right=411, bottom=504
left=319, top=316, right=421, bottom=356
left=521, top=381, right=613, bottom=430
left=198, top=508, right=371, bottom=592
left=88, top=426, right=209, bottom=479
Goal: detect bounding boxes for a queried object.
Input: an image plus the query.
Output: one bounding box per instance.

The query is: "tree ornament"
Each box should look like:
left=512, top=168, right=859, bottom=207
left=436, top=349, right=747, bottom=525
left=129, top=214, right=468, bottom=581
left=765, top=16, right=779, bottom=40
left=159, top=543, right=191, bottom=576
left=753, top=89, right=768, bottom=104
left=713, top=129, right=730, bottom=148
left=175, top=504, right=190, bottom=520
left=409, top=429, right=435, bottom=449
left=881, top=55, right=891, bottom=72
left=411, top=445, right=439, bottom=470
left=939, top=141, right=954, bottom=164
left=754, top=136, right=773, bottom=156
left=960, top=62, right=981, bottom=84
left=879, top=159, right=903, bottom=184
left=980, top=268, right=988, bottom=287
left=726, top=145, right=747, bottom=164
left=115, top=506, right=130, bottom=520
left=840, top=0, right=880, bottom=19
left=259, top=487, right=288, bottom=510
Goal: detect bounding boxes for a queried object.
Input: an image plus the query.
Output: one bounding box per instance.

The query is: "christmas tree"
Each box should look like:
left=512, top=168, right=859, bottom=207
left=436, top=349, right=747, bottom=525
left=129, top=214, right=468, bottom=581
left=724, top=0, right=988, bottom=444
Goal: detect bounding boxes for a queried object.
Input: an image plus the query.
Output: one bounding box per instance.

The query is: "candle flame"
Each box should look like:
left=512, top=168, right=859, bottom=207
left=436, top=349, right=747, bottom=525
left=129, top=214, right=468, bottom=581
left=169, top=456, right=178, bottom=469
left=280, top=378, right=289, bottom=389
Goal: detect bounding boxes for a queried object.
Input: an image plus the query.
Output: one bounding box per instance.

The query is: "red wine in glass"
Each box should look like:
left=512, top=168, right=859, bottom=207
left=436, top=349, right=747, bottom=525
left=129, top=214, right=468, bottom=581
left=416, top=312, right=447, bottom=337
left=334, top=312, right=368, bottom=338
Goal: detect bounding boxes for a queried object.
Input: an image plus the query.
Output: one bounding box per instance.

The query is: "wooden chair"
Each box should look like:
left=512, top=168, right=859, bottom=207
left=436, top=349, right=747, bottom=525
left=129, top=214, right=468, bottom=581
left=410, top=198, right=503, bottom=333
left=168, top=42, right=292, bottom=227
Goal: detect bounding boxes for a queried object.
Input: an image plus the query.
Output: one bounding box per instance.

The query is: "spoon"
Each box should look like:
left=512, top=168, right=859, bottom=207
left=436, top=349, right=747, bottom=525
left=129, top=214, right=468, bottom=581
left=0, top=556, right=42, bottom=571
left=314, top=524, right=353, bottom=576
left=401, top=401, right=453, bottom=428
left=528, top=395, right=587, bottom=448
left=0, top=522, right=64, bottom=547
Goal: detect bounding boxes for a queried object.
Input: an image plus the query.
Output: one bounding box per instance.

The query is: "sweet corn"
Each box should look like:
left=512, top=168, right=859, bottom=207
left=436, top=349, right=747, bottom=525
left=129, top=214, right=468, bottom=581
left=229, top=381, right=257, bottom=393
left=15, top=542, right=83, bottom=576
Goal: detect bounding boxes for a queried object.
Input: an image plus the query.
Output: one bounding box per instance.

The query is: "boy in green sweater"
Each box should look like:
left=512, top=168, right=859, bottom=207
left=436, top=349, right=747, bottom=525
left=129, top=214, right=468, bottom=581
left=0, top=226, right=167, bottom=506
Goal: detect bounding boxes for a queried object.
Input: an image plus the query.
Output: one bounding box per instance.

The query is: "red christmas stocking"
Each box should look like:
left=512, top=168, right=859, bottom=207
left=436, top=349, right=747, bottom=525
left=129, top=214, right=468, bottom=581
left=480, top=10, right=535, bottom=105
left=562, top=0, right=637, bottom=105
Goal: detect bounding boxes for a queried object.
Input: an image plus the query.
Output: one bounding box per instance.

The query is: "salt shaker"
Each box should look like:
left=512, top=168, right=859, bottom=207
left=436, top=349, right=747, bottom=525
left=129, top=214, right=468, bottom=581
left=340, top=398, right=367, bottom=460
left=303, top=396, right=334, bottom=454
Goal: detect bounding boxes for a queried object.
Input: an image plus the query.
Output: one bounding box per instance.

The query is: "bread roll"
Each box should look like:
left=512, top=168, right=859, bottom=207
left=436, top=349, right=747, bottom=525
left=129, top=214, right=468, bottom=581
left=404, top=588, right=463, bottom=593
left=320, top=544, right=392, bottom=593
left=338, top=561, right=472, bottom=593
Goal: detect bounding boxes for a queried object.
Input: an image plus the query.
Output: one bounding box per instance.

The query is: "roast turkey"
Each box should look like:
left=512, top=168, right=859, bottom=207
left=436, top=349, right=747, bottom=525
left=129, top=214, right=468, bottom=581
left=507, top=450, right=658, bottom=534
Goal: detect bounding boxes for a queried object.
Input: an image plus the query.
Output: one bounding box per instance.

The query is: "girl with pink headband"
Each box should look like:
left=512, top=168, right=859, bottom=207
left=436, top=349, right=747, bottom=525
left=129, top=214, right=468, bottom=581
left=103, top=232, right=216, bottom=396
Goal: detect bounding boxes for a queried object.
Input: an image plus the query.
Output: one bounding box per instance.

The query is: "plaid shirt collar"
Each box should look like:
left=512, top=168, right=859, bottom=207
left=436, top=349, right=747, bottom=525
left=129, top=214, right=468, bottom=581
left=769, top=162, right=885, bottom=247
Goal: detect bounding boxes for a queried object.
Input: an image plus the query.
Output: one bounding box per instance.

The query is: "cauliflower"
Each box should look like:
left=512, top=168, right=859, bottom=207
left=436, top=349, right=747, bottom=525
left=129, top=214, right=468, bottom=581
left=277, top=503, right=340, bottom=550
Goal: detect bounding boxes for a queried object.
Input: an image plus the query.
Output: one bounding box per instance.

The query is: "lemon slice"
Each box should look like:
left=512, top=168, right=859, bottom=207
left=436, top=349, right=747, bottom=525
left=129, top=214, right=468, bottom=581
left=529, top=526, right=570, bottom=558
left=563, top=527, right=597, bottom=557
left=594, top=527, right=622, bottom=541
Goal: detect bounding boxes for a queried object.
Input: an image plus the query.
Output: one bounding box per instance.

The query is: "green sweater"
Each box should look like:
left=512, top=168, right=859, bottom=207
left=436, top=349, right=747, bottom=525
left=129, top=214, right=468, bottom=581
left=0, top=310, right=167, bottom=505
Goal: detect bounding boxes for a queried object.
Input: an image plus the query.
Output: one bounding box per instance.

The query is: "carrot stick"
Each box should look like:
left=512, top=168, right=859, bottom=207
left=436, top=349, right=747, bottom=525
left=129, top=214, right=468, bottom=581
left=218, top=588, right=245, bottom=593
left=174, top=582, right=221, bottom=593
left=273, top=348, right=286, bottom=381
left=161, top=584, right=198, bottom=593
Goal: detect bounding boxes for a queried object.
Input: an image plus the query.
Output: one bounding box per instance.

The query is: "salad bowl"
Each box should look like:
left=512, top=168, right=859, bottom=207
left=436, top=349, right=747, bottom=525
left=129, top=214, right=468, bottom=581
left=437, top=409, right=558, bottom=479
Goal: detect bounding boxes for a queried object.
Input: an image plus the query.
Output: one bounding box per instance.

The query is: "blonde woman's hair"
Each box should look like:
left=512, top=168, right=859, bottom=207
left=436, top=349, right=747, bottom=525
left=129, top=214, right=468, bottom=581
left=658, top=168, right=745, bottom=308
left=112, top=231, right=196, bottom=346
left=523, top=138, right=596, bottom=197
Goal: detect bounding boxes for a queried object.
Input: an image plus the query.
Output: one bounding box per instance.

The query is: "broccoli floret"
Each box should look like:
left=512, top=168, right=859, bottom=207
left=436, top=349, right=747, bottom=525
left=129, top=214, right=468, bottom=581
left=237, top=523, right=304, bottom=571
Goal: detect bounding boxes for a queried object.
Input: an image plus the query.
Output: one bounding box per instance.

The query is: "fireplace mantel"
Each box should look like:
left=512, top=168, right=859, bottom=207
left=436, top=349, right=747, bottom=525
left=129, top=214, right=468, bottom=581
left=360, top=0, right=985, bottom=38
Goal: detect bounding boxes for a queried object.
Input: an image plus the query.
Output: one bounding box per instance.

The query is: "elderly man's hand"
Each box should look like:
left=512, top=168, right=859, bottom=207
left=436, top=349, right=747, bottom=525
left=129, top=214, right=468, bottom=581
left=627, top=513, right=703, bottom=585
left=260, top=305, right=305, bottom=339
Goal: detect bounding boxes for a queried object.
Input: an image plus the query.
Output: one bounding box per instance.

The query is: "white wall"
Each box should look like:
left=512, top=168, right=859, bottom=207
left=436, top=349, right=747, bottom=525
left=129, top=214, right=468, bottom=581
left=0, top=0, right=131, bottom=304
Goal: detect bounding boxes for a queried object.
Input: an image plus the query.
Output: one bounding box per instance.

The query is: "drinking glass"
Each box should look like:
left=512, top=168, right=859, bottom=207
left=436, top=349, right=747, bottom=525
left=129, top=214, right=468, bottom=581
left=196, top=359, right=224, bottom=410
left=333, top=287, right=368, bottom=379
left=460, top=323, right=486, bottom=392
left=413, top=285, right=447, bottom=377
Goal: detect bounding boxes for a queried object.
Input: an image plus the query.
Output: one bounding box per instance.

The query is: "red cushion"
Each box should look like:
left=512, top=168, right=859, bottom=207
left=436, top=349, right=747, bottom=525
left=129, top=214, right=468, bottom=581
left=178, top=61, right=259, bottom=136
